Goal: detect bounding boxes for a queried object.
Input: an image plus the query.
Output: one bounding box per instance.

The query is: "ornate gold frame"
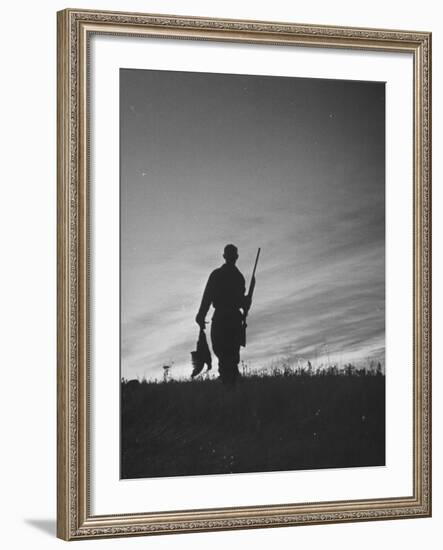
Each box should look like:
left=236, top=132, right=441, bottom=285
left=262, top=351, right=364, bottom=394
left=57, top=8, right=432, bottom=540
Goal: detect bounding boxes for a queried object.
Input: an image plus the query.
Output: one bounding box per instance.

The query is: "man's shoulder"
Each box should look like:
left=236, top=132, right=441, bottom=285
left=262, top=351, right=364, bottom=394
left=207, top=266, right=223, bottom=282
left=233, top=264, right=245, bottom=278
left=215, top=264, right=245, bottom=280
left=210, top=266, right=224, bottom=276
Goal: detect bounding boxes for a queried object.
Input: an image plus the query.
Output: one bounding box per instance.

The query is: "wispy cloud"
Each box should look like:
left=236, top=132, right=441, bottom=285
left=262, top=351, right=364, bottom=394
left=122, top=220, right=385, bottom=380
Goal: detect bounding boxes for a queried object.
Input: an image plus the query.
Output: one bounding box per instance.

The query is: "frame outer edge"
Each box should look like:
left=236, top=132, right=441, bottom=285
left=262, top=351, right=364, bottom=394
left=415, top=32, right=432, bottom=517
left=56, top=9, right=432, bottom=540
left=428, top=32, right=432, bottom=518
left=423, top=32, right=432, bottom=517
left=57, top=8, right=72, bottom=541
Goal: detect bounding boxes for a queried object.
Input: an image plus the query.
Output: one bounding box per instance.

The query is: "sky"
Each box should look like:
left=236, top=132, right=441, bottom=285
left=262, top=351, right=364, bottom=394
left=120, top=68, right=385, bottom=381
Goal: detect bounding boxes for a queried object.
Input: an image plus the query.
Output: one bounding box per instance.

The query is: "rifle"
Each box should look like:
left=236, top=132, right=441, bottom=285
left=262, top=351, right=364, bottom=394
left=240, top=247, right=261, bottom=347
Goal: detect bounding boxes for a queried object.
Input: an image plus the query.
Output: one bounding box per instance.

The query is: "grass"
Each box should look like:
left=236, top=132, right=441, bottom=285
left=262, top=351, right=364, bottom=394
left=120, top=371, right=385, bottom=479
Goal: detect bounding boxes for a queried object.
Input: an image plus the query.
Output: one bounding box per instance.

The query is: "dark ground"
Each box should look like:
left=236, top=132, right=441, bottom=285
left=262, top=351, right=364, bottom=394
left=120, top=373, right=385, bottom=479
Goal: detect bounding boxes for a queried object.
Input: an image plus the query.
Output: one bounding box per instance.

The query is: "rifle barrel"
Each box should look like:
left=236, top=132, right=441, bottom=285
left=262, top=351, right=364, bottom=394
left=252, top=247, right=261, bottom=279
left=247, top=248, right=261, bottom=297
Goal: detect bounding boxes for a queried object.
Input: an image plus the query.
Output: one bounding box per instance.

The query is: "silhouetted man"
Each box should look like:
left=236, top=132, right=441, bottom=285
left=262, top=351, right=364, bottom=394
left=196, top=244, right=250, bottom=385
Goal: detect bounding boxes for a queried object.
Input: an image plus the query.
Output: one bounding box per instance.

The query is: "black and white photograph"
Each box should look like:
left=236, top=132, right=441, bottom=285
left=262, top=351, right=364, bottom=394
left=120, top=68, right=386, bottom=480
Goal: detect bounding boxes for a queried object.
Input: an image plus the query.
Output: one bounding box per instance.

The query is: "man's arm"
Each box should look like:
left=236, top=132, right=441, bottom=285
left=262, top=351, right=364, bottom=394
left=195, top=272, right=215, bottom=329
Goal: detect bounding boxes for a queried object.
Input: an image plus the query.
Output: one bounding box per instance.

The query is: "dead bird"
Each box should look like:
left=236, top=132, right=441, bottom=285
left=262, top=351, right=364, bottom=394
left=191, top=329, right=212, bottom=378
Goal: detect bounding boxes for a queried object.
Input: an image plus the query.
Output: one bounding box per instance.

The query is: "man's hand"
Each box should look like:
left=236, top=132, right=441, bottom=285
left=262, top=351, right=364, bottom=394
left=195, top=313, right=206, bottom=330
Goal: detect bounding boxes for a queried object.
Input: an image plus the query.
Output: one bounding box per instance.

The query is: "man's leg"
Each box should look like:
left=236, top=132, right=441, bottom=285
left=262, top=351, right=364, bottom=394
left=219, top=351, right=240, bottom=386
left=218, top=357, right=229, bottom=385
left=211, top=313, right=241, bottom=386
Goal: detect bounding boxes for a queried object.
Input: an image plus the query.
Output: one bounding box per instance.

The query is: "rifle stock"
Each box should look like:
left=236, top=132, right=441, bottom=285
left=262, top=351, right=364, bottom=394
left=241, top=248, right=261, bottom=347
